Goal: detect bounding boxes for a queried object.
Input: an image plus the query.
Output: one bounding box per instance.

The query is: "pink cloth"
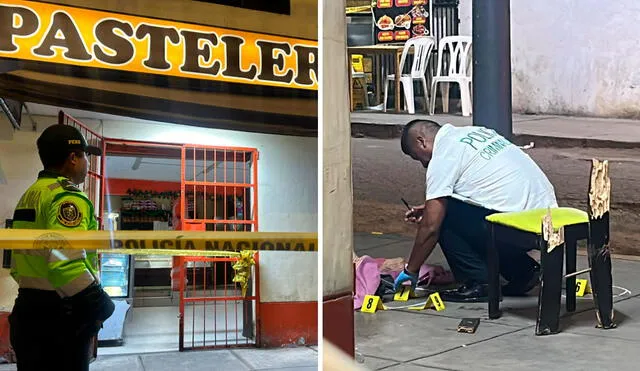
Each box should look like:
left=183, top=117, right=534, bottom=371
left=353, top=256, right=454, bottom=310
left=353, top=256, right=382, bottom=310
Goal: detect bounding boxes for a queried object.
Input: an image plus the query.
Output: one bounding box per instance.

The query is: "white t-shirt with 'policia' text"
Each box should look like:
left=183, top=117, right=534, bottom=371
left=425, top=124, right=558, bottom=212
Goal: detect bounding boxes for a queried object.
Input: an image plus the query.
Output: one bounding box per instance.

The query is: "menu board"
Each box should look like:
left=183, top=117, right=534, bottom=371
left=373, top=0, right=431, bottom=44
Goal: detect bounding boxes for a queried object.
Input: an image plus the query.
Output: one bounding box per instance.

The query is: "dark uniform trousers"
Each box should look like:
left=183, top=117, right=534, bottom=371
left=439, top=197, right=540, bottom=285
left=9, top=289, right=93, bottom=371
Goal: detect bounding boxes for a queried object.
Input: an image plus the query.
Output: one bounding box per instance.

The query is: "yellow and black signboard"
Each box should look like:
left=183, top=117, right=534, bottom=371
left=0, top=0, right=318, bottom=90
left=0, top=229, right=317, bottom=255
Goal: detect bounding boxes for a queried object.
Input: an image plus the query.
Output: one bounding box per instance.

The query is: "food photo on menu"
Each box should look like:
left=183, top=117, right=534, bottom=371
left=373, top=0, right=431, bottom=43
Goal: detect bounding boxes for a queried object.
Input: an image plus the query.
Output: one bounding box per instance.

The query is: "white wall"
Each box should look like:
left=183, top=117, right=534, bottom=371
left=458, top=0, right=471, bottom=36
left=0, top=111, right=318, bottom=307
left=259, top=251, right=317, bottom=302
left=0, top=125, right=42, bottom=309
left=105, top=156, right=250, bottom=183
left=459, top=0, right=640, bottom=118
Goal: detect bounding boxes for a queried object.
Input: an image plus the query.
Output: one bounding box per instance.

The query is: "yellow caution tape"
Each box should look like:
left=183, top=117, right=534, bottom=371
left=232, top=250, right=256, bottom=296
left=97, top=249, right=241, bottom=257
left=0, top=229, right=318, bottom=254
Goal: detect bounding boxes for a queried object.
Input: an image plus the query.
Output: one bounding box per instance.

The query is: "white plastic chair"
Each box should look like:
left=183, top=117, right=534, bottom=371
left=430, top=36, right=473, bottom=117
left=383, top=36, right=436, bottom=114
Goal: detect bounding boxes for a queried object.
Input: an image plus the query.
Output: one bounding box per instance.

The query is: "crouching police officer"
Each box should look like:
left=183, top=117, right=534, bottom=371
left=8, top=124, right=115, bottom=371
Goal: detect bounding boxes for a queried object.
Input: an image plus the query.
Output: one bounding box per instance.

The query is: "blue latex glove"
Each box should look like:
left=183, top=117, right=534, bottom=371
left=393, top=268, right=419, bottom=292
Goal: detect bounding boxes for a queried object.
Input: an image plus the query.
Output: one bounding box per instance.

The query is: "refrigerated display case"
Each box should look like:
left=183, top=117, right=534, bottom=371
left=100, top=212, right=135, bottom=299
left=100, top=253, right=133, bottom=298
left=98, top=212, right=133, bottom=347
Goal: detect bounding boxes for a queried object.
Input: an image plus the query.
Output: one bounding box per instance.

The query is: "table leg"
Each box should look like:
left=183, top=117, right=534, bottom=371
left=487, top=223, right=502, bottom=319
left=348, top=54, right=354, bottom=112
left=395, top=50, right=402, bottom=113
left=375, top=56, right=381, bottom=105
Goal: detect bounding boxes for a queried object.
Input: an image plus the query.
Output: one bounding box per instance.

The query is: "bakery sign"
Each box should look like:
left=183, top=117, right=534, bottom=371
left=0, top=0, right=318, bottom=90
left=373, top=0, right=432, bottom=44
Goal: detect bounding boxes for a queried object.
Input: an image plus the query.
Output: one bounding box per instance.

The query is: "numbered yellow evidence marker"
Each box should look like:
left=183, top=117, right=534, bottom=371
left=575, top=278, right=592, bottom=297
left=393, top=286, right=413, bottom=301
left=361, top=295, right=386, bottom=313
left=408, top=292, right=446, bottom=312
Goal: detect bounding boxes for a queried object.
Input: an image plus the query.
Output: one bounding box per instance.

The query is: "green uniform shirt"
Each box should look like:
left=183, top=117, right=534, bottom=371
left=11, top=170, right=99, bottom=297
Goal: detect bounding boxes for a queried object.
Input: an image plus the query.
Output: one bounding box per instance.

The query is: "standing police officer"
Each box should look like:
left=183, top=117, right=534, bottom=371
left=8, top=124, right=115, bottom=371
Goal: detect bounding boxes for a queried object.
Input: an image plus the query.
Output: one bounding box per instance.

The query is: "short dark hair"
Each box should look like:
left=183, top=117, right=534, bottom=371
left=400, top=119, right=442, bottom=155
left=39, top=150, right=81, bottom=169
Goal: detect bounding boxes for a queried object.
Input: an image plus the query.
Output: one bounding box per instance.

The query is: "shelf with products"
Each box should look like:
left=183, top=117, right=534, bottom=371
left=119, top=209, right=171, bottom=224
left=118, top=191, right=174, bottom=226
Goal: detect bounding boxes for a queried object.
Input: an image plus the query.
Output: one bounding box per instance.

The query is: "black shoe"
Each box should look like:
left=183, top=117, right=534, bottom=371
left=439, top=282, right=490, bottom=303
left=502, top=266, right=541, bottom=297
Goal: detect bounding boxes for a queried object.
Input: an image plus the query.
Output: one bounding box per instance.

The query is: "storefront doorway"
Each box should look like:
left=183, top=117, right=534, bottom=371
left=0, top=0, right=318, bottom=357
left=59, top=110, right=260, bottom=354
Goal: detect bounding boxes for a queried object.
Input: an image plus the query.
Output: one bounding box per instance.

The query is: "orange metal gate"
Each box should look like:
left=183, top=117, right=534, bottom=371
left=59, top=111, right=263, bottom=351
left=59, top=110, right=106, bottom=228
left=178, top=144, right=260, bottom=350
left=178, top=254, right=260, bottom=350
left=180, top=144, right=258, bottom=232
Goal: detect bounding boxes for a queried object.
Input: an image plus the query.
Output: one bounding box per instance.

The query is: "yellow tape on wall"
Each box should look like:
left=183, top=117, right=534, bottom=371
left=0, top=230, right=318, bottom=255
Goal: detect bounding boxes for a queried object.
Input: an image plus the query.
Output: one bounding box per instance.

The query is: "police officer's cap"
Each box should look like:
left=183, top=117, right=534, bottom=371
left=37, top=124, right=102, bottom=156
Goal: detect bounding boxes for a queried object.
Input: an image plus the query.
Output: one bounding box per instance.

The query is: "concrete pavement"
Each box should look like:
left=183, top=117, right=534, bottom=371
left=353, top=232, right=639, bottom=371
left=351, top=112, right=640, bottom=147
left=0, top=346, right=318, bottom=370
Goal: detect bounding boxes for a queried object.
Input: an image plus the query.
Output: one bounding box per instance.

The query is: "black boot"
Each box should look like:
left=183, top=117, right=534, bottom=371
left=439, top=282, right=490, bottom=303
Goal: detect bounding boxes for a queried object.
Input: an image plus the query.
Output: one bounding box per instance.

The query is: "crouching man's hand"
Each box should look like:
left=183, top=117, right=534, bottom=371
left=404, top=204, right=425, bottom=223
left=393, top=267, right=419, bottom=292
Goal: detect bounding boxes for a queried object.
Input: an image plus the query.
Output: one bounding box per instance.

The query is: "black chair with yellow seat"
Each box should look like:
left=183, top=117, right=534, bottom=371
left=484, top=159, right=616, bottom=335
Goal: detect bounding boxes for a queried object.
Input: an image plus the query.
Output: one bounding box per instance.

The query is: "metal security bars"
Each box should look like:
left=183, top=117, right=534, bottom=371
left=178, top=254, right=259, bottom=350
left=432, top=0, right=460, bottom=47
left=180, top=145, right=258, bottom=232
left=59, top=111, right=105, bottom=229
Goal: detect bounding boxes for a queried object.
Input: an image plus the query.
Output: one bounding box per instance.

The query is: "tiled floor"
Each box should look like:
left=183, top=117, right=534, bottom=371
left=0, top=347, right=318, bottom=371
left=0, top=302, right=315, bottom=370
left=99, top=301, right=251, bottom=356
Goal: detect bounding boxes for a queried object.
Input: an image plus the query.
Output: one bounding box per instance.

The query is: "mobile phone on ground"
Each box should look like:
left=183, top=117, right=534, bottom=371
left=457, top=318, right=480, bottom=334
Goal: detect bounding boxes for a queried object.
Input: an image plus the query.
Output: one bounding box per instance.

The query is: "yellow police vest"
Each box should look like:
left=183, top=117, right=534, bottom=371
left=10, top=171, right=99, bottom=297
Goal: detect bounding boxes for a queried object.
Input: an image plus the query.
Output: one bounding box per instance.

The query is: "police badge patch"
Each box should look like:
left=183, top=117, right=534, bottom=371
left=58, top=201, right=83, bottom=227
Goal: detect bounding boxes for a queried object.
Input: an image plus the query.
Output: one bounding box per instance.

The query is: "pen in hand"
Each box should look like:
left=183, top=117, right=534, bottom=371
left=401, top=198, right=412, bottom=211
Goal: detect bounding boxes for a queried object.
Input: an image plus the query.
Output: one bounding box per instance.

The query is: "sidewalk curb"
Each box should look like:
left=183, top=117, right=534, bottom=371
left=351, top=122, right=640, bottom=148
left=351, top=122, right=404, bottom=139
left=511, top=134, right=640, bottom=149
